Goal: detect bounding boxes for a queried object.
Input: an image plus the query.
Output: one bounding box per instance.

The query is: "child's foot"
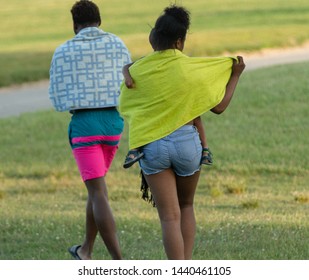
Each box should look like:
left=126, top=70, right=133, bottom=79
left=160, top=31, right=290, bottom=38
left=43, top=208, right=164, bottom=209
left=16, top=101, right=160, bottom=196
left=201, top=148, right=213, bottom=165
left=123, top=150, right=144, bottom=169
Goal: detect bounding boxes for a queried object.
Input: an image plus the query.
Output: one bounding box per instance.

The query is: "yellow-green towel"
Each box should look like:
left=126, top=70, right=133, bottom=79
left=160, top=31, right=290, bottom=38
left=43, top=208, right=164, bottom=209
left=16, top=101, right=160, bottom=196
left=119, top=49, right=235, bottom=149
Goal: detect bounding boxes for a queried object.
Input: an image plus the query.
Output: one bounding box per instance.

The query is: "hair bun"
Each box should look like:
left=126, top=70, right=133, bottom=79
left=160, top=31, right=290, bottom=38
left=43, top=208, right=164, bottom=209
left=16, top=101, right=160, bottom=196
left=164, top=5, right=190, bottom=29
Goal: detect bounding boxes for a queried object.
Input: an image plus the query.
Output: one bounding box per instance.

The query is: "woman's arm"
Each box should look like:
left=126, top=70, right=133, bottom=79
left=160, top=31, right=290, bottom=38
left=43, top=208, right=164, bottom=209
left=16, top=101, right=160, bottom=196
left=211, top=56, right=245, bottom=114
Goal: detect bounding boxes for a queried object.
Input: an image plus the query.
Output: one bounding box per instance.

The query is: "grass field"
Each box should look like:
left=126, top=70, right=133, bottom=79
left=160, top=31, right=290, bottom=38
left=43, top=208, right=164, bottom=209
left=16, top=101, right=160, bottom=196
left=0, top=62, right=308, bottom=260
left=0, top=0, right=309, bottom=86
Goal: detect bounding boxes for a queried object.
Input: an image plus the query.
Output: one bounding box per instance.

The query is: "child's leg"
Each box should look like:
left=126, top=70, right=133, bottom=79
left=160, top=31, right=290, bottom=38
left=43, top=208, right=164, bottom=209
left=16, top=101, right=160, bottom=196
left=193, top=117, right=213, bottom=165
left=193, top=117, right=207, bottom=147
left=123, top=148, right=144, bottom=168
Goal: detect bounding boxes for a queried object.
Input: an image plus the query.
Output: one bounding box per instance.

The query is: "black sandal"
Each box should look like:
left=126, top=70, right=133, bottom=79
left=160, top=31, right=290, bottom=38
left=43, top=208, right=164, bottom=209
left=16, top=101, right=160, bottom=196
left=68, top=245, right=82, bottom=260
left=123, top=150, right=144, bottom=169
left=201, top=148, right=213, bottom=165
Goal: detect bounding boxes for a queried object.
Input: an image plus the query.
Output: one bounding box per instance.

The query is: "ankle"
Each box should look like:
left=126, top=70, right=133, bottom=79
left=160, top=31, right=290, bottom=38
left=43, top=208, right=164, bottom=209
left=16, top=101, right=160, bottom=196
left=79, top=245, right=92, bottom=260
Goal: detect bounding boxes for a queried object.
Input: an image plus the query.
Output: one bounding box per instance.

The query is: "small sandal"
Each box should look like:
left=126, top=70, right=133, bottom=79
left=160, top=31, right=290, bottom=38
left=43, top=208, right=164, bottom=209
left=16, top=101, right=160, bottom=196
left=68, top=245, right=82, bottom=260
left=123, top=150, right=144, bottom=169
left=201, top=147, right=213, bottom=165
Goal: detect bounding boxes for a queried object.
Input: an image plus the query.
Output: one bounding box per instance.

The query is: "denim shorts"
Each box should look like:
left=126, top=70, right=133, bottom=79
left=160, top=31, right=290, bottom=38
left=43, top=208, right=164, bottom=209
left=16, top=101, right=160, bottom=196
left=139, top=125, right=202, bottom=176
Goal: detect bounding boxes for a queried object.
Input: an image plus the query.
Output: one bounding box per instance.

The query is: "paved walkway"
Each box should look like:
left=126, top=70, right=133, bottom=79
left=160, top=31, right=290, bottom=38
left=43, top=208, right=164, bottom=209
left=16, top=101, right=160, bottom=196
left=1, top=45, right=309, bottom=118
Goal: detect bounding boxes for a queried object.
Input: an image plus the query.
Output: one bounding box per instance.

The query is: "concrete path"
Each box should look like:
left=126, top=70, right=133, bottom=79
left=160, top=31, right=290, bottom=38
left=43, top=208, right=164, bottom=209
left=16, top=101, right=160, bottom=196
left=0, top=80, right=51, bottom=118
left=1, top=45, right=309, bottom=118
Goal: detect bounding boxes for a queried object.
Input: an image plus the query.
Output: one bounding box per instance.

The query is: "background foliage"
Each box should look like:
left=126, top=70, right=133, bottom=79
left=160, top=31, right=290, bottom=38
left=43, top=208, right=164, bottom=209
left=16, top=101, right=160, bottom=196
left=0, top=0, right=309, bottom=86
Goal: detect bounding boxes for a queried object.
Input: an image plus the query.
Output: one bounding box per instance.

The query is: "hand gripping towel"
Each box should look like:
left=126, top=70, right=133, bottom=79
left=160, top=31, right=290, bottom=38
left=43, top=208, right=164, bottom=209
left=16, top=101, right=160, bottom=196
left=49, top=27, right=131, bottom=111
left=119, top=49, right=235, bottom=149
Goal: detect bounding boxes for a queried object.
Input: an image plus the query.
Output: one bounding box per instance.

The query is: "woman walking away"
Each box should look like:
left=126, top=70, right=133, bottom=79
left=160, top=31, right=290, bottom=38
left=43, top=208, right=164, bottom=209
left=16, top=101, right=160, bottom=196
left=49, top=0, right=131, bottom=260
left=119, top=5, right=245, bottom=259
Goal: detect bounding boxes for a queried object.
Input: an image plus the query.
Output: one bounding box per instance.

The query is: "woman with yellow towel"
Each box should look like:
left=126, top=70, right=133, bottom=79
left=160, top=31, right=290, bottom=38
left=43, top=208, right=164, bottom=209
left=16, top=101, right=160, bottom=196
left=119, top=5, right=245, bottom=259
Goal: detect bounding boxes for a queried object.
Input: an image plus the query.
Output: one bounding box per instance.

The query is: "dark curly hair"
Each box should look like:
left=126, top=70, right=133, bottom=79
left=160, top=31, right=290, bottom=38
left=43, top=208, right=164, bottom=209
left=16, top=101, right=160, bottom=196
left=71, top=0, right=101, bottom=25
left=150, top=5, right=190, bottom=50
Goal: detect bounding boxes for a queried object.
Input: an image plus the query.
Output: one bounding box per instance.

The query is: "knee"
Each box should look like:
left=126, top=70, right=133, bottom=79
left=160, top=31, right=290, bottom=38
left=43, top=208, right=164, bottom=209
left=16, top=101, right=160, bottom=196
left=179, top=200, right=194, bottom=210
left=85, top=178, right=108, bottom=198
left=159, top=209, right=181, bottom=223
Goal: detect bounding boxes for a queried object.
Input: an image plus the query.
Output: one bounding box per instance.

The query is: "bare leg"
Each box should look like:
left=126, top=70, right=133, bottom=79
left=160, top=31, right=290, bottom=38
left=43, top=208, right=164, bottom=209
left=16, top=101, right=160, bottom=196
left=176, top=171, right=200, bottom=259
left=78, top=197, right=98, bottom=260
left=194, top=117, right=207, bottom=148
left=145, top=169, right=200, bottom=260
left=145, top=169, right=184, bottom=259
left=78, top=176, right=122, bottom=260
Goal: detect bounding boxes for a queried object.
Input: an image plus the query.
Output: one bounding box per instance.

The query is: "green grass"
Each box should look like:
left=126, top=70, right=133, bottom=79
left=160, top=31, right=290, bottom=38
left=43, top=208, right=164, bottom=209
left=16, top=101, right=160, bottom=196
left=1, top=0, right=309, bottom=86
left=0, top=62, right=308, bottom=260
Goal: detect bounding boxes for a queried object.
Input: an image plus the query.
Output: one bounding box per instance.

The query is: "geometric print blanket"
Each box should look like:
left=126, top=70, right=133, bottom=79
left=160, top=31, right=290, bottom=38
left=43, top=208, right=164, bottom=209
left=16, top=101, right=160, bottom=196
left=49, top=27, right=131, bottom=111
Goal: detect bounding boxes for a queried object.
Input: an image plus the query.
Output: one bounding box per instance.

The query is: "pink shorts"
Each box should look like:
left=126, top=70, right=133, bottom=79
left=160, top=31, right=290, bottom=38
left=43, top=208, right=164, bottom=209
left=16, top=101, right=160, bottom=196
left=72, top=138, right=119, bottom=182
left=68, top=109, right=124, bottom=182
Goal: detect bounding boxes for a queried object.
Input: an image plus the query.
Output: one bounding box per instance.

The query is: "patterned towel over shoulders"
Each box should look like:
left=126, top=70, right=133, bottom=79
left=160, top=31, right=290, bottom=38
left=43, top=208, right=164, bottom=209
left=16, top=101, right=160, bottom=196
left=49, top=27, right=131, bottom=112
